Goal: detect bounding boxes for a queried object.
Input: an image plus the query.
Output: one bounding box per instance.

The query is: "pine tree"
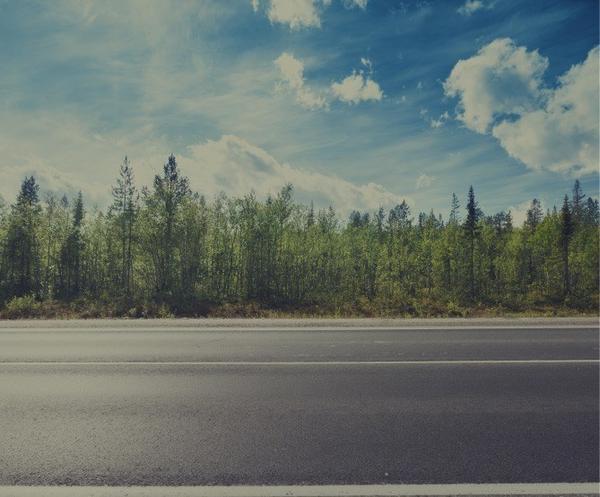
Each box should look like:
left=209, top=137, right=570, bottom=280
left=144, top=154, right=190, bottom=298
left=584, top=197, right=599, bottom=225
left=375, top=207, right=385, bottom=238
left=560, top=195, right=574, bottom=298
left=2, top=177, right=41, bottom=298
left=464, top=186, right=480, bottom=300
left=449, top=193, right=460, bottom=224
left=111, top=157, right=137, bottom=299
left=572, top=180, right=585, bottom=223
left=525, top=199, right=544, bottom=231
left=387, top=201, right=411, bottom=231
left=58, top=192, right=85, bottom=299
left=307, top=201, right=315, bottom=228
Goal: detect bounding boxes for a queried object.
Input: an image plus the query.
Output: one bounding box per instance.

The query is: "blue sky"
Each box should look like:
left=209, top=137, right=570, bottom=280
left=0, top=0, right=598, bottom=223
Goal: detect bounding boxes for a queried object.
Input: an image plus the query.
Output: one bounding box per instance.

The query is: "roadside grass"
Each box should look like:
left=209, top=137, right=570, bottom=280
left=0, top=294, right=597, bottom=319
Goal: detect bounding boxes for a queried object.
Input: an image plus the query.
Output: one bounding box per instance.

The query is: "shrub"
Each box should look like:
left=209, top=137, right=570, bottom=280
left=2, top=294, right=42, bottom=319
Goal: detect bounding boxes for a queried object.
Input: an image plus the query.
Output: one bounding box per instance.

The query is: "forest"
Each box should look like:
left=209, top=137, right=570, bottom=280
left=0, top=155, right=598, bottom=318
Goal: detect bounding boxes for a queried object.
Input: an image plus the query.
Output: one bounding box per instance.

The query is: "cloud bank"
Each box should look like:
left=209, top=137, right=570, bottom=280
left=0, top=128, right=408, bottom=216
left=445, top=38, right=599, bottom=175
left=181, top=135, right=407, bottom=214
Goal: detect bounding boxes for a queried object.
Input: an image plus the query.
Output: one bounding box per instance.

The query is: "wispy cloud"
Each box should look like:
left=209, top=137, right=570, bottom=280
left=0, top=111, right=408, bottom=215
left=274, top=52, right=328, bottom=110
left=0, top=0, right=596, bottom=221
left=457, top=0, right=493, bottom=16
left=275, top=53, right=382, bottom=108
left=430, top=111, right=449, bottom=128
left=343, top=0, right=368, bottom=9
left=416, top=174, right=436, bottom=189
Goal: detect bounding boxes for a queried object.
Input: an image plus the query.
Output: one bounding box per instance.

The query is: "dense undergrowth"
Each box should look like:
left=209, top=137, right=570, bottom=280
left=1, top=294, right=597, bottom=319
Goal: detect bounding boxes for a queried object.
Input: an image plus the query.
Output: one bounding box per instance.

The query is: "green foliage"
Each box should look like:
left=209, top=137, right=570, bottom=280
left=1, top=177, right=42, bottom=299
left=0, top=163, right=598, bottom=318
left=2, top=294, right=42, bottom=318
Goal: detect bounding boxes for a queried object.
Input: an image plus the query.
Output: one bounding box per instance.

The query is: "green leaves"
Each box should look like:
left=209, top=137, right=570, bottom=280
left=0, top=171, right=597, bottom=316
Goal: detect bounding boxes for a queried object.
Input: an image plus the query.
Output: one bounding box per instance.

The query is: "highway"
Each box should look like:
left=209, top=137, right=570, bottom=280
left=0, top=319, right=598, bottom=492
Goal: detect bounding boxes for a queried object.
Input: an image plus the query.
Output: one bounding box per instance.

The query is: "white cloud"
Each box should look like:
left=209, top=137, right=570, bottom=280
left=0, top=111, right=408, bottom=215
left=275, top=52, right=305, bottom=90
left=0, top=160, right=101, bottom=206
left=257, top=0, right=366, bottom=28
left=181, top=135, right=407, bottom=214
left=0, top=112, right=141, bottom=207
left=444, top=38, right=548, bottom=134
left=430, top=111, right=449, bottom=128
left=492, top=46, right=599, bottom=175
left=343, top=0, right=368, bottom=9
left=274, top=52, right=328, bottom=110
left=457, top=0, right=492, bottom=16
left=416, top=174, right=435, bottom=189
left=445, top=39, right=599, bottom=175
left=267, top=0, right=324, bottom=29
left=275, top=53, right=382, bottom=108
left=331, top=71, right=383, bottom=104
left=360, top=57, right=373, bottom=71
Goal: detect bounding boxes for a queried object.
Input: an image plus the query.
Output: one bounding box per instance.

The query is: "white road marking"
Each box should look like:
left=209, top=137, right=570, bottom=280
left=0, top=359, right=597, bottom=366
left=0, top=483, right=598, bottom=496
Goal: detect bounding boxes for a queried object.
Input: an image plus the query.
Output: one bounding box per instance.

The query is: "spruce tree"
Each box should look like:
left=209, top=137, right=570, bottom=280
left=449, top=193, right=460, bottom=224
left=560, top=195, right=574, bottom=298
left=3, top=177, right=41, bottom=298
left=464, top=186, right=480, bottom=300
left=572, top=180, right=585, bottom=224
left=144, top=154, right=190, bottom=298
left=58, top=192, right=85, bottom=299
left=111, top=157, right=137, bottom=299
left=525, top=199, right=543, bottom=231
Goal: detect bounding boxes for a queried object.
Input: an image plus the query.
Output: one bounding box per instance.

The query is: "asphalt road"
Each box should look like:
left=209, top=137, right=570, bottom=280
left=0, top=322, right=598, bottom=486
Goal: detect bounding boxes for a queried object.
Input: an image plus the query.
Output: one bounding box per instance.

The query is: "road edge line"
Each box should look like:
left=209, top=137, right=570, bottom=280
left=0, top=483, right=598, bottom=496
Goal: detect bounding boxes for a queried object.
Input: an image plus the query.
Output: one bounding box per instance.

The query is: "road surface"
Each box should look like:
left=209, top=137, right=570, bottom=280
left=0, top=319, right=598, bottom=490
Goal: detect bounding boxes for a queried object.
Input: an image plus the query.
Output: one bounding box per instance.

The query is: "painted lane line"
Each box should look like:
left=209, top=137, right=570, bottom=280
left=0, top=359, right=598, bottom=366
left=0, top=483, right=598, bottom=496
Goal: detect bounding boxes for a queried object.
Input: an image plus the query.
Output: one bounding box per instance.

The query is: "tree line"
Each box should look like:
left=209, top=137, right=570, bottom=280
left=0, top=156, right=597, bottom=317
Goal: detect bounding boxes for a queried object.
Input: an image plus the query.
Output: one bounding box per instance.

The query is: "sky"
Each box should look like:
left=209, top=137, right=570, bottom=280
left=0, top=0, right=598, bottom=225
